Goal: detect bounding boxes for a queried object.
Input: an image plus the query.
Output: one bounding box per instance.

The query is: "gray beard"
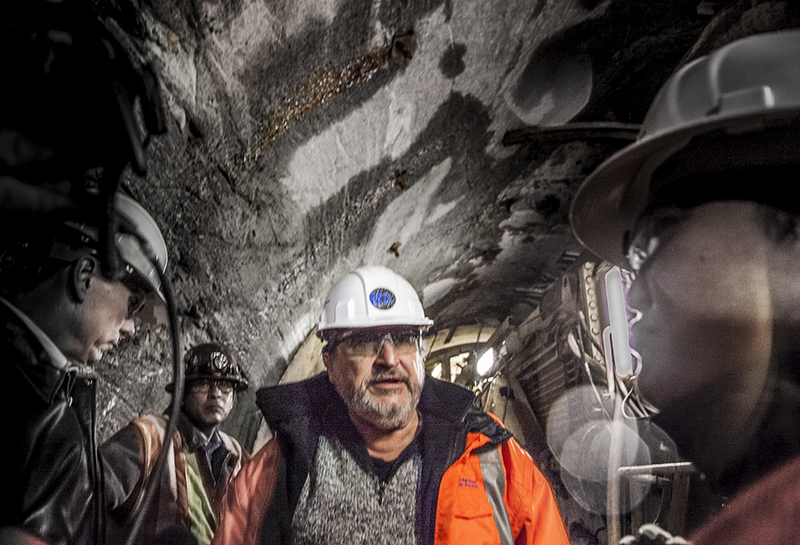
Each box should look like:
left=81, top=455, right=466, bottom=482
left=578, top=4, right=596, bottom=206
left=343, top=371, right=423, bottom=430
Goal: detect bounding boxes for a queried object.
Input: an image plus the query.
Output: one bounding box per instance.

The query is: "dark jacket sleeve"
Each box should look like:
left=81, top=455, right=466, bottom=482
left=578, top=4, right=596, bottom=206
left=12, top=402, right=96, bottom=545
left=100, top=424, right=145, bottom=524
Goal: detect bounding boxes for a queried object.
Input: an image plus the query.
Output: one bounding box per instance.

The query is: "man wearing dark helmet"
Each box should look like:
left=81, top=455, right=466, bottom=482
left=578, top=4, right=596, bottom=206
left=101, top=343, right=250, bottom=545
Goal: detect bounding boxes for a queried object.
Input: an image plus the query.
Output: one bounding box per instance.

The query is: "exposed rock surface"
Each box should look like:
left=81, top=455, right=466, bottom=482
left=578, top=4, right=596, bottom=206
left=91, top=0, right=799, bottom=454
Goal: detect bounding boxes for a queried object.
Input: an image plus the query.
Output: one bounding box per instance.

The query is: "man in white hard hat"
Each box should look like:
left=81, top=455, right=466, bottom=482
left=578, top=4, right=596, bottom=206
left=0, top=192, right=169, bottom=545
left=213, top=265, right=569, bottom=545
left=570, top=28, right=800, bottom=542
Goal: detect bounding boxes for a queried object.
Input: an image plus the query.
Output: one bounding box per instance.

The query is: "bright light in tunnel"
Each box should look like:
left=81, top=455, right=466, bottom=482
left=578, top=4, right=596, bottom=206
left=476, top=348, right=494, bottom=376
left=604, top=267, right=634, bottom=377
left=431, top=362, right=442, bottom=379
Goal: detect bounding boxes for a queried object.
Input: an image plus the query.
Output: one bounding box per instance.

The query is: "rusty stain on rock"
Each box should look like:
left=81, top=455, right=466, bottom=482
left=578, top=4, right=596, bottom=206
left=394, top=171, right=408, bottom=190
left=312, top=171, right=404, bottom=258
left=391, top=32, right=416, bottom=60
left=238, top=43, right=395, bottom=173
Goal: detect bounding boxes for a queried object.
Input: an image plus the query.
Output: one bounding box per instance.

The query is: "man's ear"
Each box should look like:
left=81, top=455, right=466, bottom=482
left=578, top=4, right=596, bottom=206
left=68, top=256, right=96, bottom=304
left=322, top=350, right=331, bottom=370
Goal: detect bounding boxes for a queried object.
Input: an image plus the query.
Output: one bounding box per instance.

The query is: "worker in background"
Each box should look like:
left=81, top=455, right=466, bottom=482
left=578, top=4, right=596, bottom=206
left=102, top=343, right=250, bottom=545
left=570, top=28, right=800, bottom=543
left=212, top=265, right=569, bottom=545
left=0, top=192, right=169, bottom=545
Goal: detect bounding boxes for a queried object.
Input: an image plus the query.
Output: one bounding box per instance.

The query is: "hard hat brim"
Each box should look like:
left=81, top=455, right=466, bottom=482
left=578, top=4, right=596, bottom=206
left=114, top=194, right=169, bottom=324
left=318, top=317, right=434, bottom=331
left=570, top=107, right=800, bottom=269
left=571, top=29, right=800, bottom=269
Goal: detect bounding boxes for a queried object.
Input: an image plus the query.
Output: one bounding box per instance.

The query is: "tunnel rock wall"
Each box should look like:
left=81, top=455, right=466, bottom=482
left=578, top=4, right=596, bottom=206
left=90, top=0, right=798, bottom=446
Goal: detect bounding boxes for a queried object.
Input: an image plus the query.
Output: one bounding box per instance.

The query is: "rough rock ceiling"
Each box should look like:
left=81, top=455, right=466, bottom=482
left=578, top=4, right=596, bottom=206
left=95, top=0, right=800, bottom=442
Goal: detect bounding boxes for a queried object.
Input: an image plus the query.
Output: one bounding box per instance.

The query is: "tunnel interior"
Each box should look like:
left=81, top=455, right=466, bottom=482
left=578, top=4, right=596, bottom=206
left=11, top=0, right=799, bottom=543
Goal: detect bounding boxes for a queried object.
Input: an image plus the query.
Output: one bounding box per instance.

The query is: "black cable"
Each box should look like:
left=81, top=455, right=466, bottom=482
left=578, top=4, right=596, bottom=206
left=123, top=254, right=183, bottom=545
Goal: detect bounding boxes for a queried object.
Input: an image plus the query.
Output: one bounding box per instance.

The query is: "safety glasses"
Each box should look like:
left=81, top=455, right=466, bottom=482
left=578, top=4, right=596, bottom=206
left=187, top=379, right=236, bottom=395
left=625, top=207, right=686, bottom=274
left=336, top=329, right=422, bottom=358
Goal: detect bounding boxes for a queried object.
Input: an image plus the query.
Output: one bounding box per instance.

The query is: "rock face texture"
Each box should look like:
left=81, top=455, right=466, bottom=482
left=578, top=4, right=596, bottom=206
left=92, top=0, right=798, bottom=458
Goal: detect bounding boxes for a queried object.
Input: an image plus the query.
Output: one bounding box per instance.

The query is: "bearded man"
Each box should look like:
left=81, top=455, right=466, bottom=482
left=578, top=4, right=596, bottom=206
left=211, top=265, right=568, bottom=545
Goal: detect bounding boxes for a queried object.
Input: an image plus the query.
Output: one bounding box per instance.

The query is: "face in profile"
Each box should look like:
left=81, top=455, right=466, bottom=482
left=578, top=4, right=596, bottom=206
left=628, top=201, right=775, bottom=406
left=627, top=200, right=799, bottom=476
left=69, top=264, right=143, bottom=365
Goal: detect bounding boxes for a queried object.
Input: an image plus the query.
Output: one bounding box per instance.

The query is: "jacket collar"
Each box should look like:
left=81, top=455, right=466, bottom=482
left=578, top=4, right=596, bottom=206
left=1, top=300, right=71, bottom=404
left=0, top=296, right=69, bottom=369
left=176, top=409, right=223, bottom=453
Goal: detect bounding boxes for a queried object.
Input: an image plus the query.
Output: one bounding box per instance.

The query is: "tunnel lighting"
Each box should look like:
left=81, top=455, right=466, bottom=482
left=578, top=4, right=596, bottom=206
left=431, top=362, right=442, bottom=379
left=476, top=347, right=494, bottom=376
left=604, top=267, right=634, bottom=378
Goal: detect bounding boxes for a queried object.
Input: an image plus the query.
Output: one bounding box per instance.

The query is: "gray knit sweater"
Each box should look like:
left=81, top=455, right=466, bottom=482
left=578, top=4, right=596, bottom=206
left=291, top=436, right=419, bottom=545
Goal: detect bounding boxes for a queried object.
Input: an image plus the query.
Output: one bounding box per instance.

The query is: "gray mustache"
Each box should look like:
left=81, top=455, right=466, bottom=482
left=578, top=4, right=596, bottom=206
left=367, top=371, right=411, bottom=389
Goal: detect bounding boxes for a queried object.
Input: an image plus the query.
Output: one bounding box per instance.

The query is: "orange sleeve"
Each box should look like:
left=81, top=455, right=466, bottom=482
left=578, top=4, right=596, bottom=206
left=503, top=437, right=570, bottom=545
left=212, top=439, right=281, bottom=545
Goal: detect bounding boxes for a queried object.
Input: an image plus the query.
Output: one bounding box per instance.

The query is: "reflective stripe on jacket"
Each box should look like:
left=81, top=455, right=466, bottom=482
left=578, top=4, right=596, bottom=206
left=102, top=413, right=246, bottom=545
left=435, top=419, right=569, bottom=545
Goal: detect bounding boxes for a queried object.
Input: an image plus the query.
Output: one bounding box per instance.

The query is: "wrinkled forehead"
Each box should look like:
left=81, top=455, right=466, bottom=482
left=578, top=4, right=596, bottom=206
left=627, top=201, right=787, bottom=328
left=639, top=202, right=767, bottom=260
left=637, top=201, right=777, bottom=244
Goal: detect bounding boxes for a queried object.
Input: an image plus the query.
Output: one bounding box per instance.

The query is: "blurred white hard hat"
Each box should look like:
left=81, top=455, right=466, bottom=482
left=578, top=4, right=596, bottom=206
left=570, top=28, right=800, bottom=268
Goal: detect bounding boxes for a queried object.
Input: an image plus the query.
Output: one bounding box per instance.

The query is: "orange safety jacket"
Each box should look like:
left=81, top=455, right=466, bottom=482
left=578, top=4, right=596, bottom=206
left=102, top=413, right=247, bottom=545
left=435, top=420, right=569, bottom=545
left=212, top=373, right=569, bottom=545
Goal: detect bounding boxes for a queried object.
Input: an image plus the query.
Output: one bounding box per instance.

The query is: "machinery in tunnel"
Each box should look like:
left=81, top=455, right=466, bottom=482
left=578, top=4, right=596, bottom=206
left=7, top=1, right=800, bottom=544
left=419, top=254, right=703, bottom=545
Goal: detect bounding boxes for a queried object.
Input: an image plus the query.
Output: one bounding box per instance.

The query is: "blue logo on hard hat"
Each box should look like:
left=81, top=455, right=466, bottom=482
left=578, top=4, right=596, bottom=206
left=369, top=288, right=396, bottom=310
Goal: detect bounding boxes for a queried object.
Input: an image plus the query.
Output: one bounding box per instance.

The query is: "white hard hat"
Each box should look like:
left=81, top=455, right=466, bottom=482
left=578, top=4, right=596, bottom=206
left=318, top=266, right=433, bottom=332
left=113, top=193, right=168, bottom=298
left=59, top=192, right=169, bottom=324
left=570, top=28, right=800, bottom=269
left=113, top=193, right=169, bottom=324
